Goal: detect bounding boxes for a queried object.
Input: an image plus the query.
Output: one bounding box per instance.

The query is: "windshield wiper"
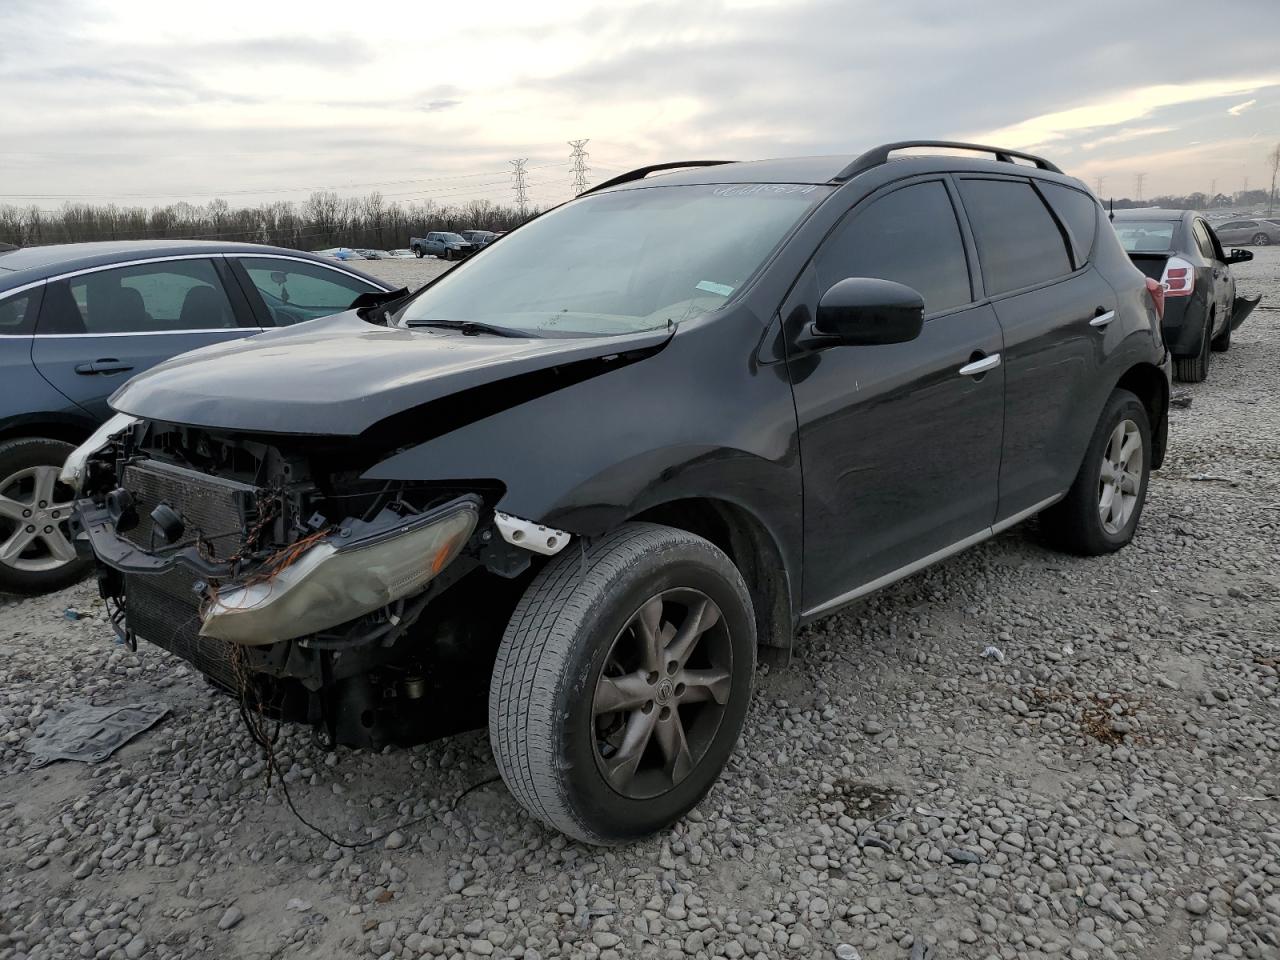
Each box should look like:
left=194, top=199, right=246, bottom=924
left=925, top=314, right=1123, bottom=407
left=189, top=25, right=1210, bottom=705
left=403, top=319, right=531, bottom=338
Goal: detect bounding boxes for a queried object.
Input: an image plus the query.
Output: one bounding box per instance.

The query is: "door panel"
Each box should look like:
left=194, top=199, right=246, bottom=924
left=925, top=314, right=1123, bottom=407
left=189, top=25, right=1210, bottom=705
left=31, top=258, right=258, bottom=422
left=787, top=178, right=1005, bottom=612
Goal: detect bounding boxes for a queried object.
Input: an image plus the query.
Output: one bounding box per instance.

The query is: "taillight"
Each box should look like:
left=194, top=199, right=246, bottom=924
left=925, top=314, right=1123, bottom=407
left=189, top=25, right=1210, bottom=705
left=1160, top=256, right=1195, bottom=297
left=1144, top=277, right=1165, bottom=322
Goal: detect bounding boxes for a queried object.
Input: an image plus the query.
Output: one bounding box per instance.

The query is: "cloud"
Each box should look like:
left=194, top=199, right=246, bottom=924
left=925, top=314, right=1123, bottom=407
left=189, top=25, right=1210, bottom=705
left=1228, top=98, right=1257, bottom=115
left=1080, top=126, right=1177, bottom=151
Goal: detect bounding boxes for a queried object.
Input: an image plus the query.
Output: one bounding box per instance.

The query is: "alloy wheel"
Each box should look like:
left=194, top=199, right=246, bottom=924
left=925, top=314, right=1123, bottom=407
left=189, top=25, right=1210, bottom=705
left=592, top=588, right=733, bottom=799
left=1098, top=419, right=1143, bottom=535
left=0, top=465, right=78, bottom=572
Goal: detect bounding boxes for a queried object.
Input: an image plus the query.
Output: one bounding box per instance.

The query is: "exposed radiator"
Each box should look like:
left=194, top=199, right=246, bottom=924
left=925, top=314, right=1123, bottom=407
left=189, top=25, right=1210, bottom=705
left=120, top=460, right=257, bottom=558
left=126, top=567, right=239, bottom=692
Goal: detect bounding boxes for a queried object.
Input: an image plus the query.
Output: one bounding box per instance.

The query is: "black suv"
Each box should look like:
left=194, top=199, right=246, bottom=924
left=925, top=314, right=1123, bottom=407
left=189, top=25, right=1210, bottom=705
left=69, top=142, right=1171, bottom=844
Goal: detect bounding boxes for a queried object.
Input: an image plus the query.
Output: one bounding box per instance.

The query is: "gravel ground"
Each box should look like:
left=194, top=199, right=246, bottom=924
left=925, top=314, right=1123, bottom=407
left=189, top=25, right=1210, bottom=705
left=1, top=251, right=1277, bottom=960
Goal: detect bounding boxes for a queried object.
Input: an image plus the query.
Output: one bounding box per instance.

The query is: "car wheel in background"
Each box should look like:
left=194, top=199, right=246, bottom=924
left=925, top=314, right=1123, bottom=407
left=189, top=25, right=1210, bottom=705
left=489, top=522, right=755, bottom=844
left=1252, top=232, right=1270, bottom=246
left=1039, top=389, right=1152, bottom=557
left=1173, top=314, right=1212, bottom=383
left=413, top=246, right=424, bottom=258
left=0, top=437, right=91, bottom=595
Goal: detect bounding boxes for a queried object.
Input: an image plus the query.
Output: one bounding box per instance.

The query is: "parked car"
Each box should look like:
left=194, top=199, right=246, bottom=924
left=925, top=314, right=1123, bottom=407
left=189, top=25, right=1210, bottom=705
left=459, top=230, right=498, bottom=249
left=68, top=142, right=1171, bottom=844
left=1212, top=218, right=1279, bottom=246
left=0, top=240, right=391, bottom=594
left=409, top=232, right=474, bottom=260
left=1111, top=209, right=1259, bottom=381
left=386, top=249, right=417, bottom=259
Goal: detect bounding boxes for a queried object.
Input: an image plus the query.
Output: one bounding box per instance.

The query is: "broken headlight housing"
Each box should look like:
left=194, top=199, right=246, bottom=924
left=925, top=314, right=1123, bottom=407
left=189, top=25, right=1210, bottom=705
left=60, top=412, right=138, bottom=493
left=199, top=499, right=479, bottom=645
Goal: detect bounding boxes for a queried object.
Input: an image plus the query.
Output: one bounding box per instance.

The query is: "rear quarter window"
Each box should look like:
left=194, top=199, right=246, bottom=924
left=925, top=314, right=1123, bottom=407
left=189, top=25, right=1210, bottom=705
left=1038, top=183, right=1098, bottom=267
left=957, top=178, right=1073, bottom=295
left=0, top=287, right=41, bottom=335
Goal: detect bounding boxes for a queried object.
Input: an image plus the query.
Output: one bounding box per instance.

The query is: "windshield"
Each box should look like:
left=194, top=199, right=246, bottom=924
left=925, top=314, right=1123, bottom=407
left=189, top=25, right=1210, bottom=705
left=398, top=183, right=828, bottom=336
left=1114, top=221, right=1177, bottom=253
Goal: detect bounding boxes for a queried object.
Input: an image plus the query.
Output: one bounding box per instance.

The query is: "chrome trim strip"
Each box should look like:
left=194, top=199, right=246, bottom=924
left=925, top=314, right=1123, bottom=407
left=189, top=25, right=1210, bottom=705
left=802, top=528, right=992, bottom=619
left=30, top=328, right=249, bottom=339
left=958, top=352, right=1001, bottom=376
left=0, top=277, right=49, bottom=299
left=991, top=493, right=1064, bottom=534
left=802, top=492, right=1065, bottom=619
left=1089, top=310, right=1116, bottom=328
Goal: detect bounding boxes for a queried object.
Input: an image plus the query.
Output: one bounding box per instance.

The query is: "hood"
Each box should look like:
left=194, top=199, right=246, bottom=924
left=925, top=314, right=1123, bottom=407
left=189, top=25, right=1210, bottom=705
left=110, top=310, right=671, bottom=436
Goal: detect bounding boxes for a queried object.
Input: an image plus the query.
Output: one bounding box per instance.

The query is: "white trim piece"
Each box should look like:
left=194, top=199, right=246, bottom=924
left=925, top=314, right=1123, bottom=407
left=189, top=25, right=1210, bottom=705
left=802, top=492, right=1065, bottom=619
left=1089, top=310, right=1116, bottom=328
left=494, top=512, right=571, bottom=556
left=32, top=328, right=249, bottom=339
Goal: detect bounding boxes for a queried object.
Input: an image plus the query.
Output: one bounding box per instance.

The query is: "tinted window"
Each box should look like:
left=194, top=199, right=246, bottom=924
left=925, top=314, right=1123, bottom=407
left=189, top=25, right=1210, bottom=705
left=816, top=180, right=971, bottom=315
left=958, top=179, right=1073, bottom=295
left=1192, top=220, right=1216, bottom=260
left=239, top=258, right=378, bottom=325
left=40, top=259, right=236, bottom=335
left=1113, top=222, right=1176, bottom=253
left=0, top=287, right=41, bottom=335
left=1039, top=183, right=1098, bottom=266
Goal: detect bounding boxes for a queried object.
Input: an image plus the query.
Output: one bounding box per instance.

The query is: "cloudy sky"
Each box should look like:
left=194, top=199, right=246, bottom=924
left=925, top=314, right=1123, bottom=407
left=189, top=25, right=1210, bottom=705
left=2, top=0, right=1278, bottom=210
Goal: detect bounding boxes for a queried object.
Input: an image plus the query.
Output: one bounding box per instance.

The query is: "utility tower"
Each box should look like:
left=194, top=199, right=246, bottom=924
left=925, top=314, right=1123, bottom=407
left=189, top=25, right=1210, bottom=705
left=569, top=139, right=591, bottom=195
left=1094, top=176, right=1105, bottom=197
left=1133, top=172, right=1146, bottom=202
left=510, top=159, right=529, bottom=218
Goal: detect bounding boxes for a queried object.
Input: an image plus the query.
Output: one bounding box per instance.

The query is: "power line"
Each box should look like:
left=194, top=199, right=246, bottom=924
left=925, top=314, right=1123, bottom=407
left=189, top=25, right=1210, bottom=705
left=569, top=139, right=590, bottom=195
left=509, top=159, right=529, bottom=218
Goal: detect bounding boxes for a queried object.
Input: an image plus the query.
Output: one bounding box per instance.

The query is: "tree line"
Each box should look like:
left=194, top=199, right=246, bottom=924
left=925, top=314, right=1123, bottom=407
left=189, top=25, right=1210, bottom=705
left=1106, top=189, right=1275, bottom=212
left=0, top=191, right=540, bottom=250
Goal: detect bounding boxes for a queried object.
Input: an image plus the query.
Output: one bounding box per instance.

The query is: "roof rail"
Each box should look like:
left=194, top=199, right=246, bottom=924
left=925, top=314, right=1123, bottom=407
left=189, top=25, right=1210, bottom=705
left=580, top=160, right=734, bottom=196
left=834, top=141, right=1062, bottom=181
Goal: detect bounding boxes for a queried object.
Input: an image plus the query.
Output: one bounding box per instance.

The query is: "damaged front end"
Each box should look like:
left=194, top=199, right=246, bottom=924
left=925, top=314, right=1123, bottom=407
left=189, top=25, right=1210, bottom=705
left=68, top=418, right=556, bottom=749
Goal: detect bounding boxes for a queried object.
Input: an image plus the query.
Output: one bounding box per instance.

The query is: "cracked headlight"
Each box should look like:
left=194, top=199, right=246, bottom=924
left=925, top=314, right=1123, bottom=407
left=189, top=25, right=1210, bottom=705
left=60, top=413, right=138, bottom=492
left=200, top=500, right=478, bottom=645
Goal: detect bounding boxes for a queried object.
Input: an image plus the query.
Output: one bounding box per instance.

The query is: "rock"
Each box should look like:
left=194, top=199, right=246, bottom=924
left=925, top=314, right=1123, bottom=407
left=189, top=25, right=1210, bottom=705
left=218, top=906, right=244, bottom=930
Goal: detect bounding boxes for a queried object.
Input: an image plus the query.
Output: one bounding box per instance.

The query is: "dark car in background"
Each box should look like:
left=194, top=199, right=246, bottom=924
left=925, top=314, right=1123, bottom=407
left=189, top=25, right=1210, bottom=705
left=460, top=230, right=498, bottom=249
left=68, top=143, right=1171, bottom=844
left=1111, top=209, right=1259, bottom=381
left=1213, top=218, right=1279, bottom=247
left=0, top=240, right=389, bottom=594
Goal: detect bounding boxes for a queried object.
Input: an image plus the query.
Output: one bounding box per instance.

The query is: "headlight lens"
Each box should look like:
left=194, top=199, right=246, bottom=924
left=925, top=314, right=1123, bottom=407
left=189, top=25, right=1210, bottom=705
left=199, top=501, right=478, bottom=644
left=60, top=413, right=138, bottom=492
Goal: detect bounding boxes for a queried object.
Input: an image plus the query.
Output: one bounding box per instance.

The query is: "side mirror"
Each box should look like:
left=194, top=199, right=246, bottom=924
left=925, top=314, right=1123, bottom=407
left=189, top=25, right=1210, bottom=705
left=805, top=277, right=925, bottom=348
left=1225, top=248, right=1253, bottom=265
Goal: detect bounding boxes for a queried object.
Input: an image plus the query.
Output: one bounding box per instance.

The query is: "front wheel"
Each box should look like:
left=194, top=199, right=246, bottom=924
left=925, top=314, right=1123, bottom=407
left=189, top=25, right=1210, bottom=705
left=489, top=523, right=755, bottom=844
left=1039, top=389, right=1151, bottom=556
left=1252, top=232, right=1270, bottom=246
left=412, top=246, right=423, bottom=258
left=0, top=437, right=92, bottom=594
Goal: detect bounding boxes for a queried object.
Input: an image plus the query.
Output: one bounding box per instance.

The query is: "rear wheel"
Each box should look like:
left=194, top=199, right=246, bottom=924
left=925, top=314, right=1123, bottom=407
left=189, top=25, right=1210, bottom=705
left=489, top=522, right=755, bottom=844
left=0, top=438, right=91, bottom=595
left=412, top=245, right=424, bottom=258
left=1252, top=232, right=1270, bottom=246
left=1040, top=389, right=1151, bottom=556
left=1173, top=312, right=1212, bottom=383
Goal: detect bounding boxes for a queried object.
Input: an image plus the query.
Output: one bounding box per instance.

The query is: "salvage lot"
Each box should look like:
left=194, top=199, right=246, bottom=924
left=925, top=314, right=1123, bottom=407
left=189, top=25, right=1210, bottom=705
left=1, top=251, right=1277, bottom=960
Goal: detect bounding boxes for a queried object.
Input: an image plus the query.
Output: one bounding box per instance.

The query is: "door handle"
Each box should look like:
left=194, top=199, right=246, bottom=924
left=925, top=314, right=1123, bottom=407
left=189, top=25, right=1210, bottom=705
left=958, top=353, right=1001, bottom=376
left=1089, top=309, right=1116, bottom=328
left=74, top=359, right=135, bottom=375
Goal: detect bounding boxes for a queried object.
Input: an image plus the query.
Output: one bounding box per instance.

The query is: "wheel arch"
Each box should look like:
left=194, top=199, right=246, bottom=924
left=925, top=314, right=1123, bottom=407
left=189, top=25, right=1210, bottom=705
left=0, top=413, right=96, bottom=448
left=630, top=497, right=795, bottom=655
left=1112, top=362, right=1169, bottom=469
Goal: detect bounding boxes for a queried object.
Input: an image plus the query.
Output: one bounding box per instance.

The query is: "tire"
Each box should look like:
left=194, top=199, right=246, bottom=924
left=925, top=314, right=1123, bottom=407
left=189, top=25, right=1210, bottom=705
left=1211, top=320, right=1231, bottom=353
left=412, top=246, right=423, bottom=259
left=1173, top=312, right=1212, bottom=383
left=489, top=522, right=756, bottom=845
left=1252, top=232, right=1270, bottom=246
left=442, top=248, right=453, bottom=262
left=0, top=437, right=92, bottom=595
left=1039, top=389, right=1152, bottom=556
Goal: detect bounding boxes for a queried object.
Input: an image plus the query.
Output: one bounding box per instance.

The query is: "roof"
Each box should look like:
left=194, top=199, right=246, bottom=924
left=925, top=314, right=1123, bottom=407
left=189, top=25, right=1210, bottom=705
left=0, top=240, right=379, bottom=292
left=1109, top=208, right=1190, bottom=222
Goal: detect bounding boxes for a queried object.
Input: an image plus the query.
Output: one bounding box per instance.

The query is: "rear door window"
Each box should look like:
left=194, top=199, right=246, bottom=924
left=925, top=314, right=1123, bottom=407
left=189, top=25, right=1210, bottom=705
left=0, top=287, right=41, bottom=335
left=1192, top=220, right=1216, bottom=260
left=815, top=180, right=972, bottom=316
left=39, top=259, right=237, bottom=334
left=1038, top=183, right=1099, bottom=267
left=957, top=178, right=1073, bottom=295
left=236, top=257, right=380, bottom=325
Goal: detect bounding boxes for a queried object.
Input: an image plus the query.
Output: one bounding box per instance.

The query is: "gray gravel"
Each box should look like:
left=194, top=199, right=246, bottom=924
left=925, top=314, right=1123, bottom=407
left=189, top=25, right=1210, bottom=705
left=1, top=250, right=1277, bottom=960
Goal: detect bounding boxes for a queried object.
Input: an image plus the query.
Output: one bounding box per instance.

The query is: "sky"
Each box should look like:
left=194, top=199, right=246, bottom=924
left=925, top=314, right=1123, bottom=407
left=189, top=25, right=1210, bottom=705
left=1, top=0, right=1279, bottom=210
